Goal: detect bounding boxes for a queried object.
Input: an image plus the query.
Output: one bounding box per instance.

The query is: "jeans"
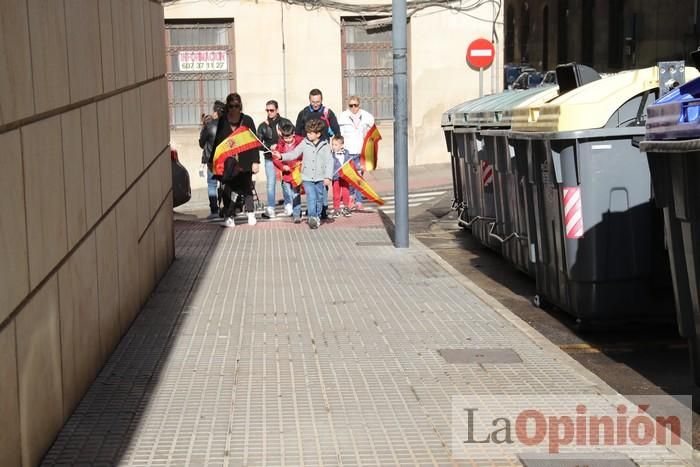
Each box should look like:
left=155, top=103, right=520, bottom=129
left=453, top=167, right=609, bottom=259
left=303, top=180, right=325, bottom=218
left=265, top=158, right=291, bottom=208
left=282, top=181, right=302, bottom=218
left=207, top=167, right=218, bottom=213
left=349, top=154, right=364, bottom=204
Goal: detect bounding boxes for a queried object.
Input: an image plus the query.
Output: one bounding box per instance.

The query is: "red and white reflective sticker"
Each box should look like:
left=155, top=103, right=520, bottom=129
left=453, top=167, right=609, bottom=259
left=563, top=187, right=584, bottom=239
left=481, top=160, right=493, bottom=187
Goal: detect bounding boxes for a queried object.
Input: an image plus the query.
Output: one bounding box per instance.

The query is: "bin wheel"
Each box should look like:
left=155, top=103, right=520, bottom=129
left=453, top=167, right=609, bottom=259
left=533, top=295, right=547, bottom=309
left=573, top=318, right=592, bottom=333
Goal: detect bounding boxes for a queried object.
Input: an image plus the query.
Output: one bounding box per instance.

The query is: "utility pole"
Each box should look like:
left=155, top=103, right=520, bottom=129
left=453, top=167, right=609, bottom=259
left=392, top=0, right=409, bottom=248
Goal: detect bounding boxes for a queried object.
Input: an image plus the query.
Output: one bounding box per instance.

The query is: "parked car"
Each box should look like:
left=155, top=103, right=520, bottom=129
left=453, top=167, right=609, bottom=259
left=171, top=148, right=191, bottom=207
left=512, top=70, right=544, bottom=89
left=504, top=63, right=537, bottom=89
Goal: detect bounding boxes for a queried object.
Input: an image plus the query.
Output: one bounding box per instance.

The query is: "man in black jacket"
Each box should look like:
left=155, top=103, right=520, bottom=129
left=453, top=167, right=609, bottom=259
left=214, top=93, right=259, bottom=227
left=295, top=88, right=341, bottom=141
left=199, top=100, right=226, bottom=219
left=257, top=100, right=293, bottom=218
left=295, top=89, right=340, bottom=219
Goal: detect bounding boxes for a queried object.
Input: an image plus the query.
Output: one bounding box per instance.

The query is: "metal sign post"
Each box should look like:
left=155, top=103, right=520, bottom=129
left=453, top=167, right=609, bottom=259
left=392, top=0, right=409, bottom=248
left=479, top=67, right=484, bottom=97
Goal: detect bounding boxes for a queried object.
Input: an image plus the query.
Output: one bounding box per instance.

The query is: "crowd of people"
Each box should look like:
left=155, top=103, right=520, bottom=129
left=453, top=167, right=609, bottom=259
left=199, top=89, right=376, bottom=229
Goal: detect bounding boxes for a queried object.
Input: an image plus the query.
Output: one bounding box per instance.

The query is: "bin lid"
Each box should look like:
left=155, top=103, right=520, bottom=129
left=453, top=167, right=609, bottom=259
left=646, top=75, right=700, bottom=140
left=473, top=85, right=559, bottom=128
left=453, top=92, right=512, bottom=127
left=511, top=66, right=700, bottom=133
left=441, top=99, right=475, bottom=128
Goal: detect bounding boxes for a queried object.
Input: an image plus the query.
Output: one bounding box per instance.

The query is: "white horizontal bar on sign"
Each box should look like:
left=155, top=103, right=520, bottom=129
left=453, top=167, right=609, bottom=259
left=470, top=49, right=493, bottom=57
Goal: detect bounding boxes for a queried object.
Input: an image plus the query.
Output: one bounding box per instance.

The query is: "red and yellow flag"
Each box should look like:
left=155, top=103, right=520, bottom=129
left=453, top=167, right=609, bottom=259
left=290, top=162, right=303, bottom=188
left=339, top=160, right=384, bottom=205
left=360, top=124, right=382, bottom=171
left=212, top=126, right=262, bottom=176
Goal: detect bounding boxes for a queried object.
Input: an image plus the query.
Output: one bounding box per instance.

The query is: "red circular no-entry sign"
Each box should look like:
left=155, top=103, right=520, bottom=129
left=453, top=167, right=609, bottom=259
left=466, top=38, right=495, bottom=69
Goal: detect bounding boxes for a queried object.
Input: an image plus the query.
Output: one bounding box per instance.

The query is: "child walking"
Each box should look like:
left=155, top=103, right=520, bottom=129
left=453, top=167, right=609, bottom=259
left=272, top=122, right=304, bottom=223
left=273, top=119, right=332, bottom=229
left=330, top=135, right=352, bottom=218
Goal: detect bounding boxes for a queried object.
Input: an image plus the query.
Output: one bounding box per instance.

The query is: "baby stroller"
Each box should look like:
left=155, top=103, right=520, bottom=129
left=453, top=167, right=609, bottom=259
left=217, top=158, right=263, bottom=217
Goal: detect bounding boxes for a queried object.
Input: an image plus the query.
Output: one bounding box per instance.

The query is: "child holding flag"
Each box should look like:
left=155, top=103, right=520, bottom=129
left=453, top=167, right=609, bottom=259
left=330, top=135, right=352, bottom=218
left=272, top=122, right=304, bottom=223
left=272, top=119, right=333, bottom=230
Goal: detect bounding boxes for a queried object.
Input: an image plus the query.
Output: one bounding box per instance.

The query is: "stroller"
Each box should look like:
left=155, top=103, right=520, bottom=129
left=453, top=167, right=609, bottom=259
left=217, top=157, right=263, bottom=217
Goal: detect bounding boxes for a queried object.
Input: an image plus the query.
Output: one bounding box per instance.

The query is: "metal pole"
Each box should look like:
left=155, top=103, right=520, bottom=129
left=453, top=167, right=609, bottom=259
left=392, top=0, right=409, bottom=248
left=280, top=1, right=288, bottom=114
left=479, top=67, right=484, bottom=97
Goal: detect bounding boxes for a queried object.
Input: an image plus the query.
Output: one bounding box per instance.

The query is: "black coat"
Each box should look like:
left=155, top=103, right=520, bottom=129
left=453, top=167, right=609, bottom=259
left=295, top=105, right=341, bottom=141
left=214, top=112, right=260, bottom=172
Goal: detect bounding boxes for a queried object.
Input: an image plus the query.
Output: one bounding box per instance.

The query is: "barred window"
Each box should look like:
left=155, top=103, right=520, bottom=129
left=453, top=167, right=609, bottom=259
left=165, top=21, right=235, bottom=127
left=341, top=19, right=394, bottom=120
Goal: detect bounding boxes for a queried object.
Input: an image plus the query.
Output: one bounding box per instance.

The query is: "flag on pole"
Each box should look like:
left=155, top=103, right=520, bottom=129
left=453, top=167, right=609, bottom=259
left=360, top=124, right=382, bottom=171
left=338, top=160, right=384, bottom=205
left=212, top=126, right=262, bottom=176
left=289, top=162, right=303, bottom=189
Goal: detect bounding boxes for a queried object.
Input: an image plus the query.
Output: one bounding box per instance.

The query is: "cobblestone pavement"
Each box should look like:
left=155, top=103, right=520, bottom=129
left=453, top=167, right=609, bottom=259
left=41, top=216, right=693, bottom=466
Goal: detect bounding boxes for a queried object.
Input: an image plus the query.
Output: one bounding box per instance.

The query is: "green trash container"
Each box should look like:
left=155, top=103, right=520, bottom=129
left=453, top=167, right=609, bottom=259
left=641, top=75, right=700, bottom=383
left=509, top=65, right=696, bottom=324
left=452, top=93, right=513, bottom=228
left=474, top=86, right=560, bottom=268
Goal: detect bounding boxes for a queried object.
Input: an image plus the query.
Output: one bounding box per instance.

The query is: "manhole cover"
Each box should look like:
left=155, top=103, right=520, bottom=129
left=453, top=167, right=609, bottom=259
left=355, top=241, right=393, bottom=247
left=438, top=348, right=522, bottom=364
left=518, top=452, right=637, bottom=467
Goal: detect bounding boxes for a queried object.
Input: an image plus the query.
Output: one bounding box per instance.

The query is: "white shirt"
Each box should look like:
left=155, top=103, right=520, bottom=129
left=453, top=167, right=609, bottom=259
left=338, top=108, right=375, bottom=154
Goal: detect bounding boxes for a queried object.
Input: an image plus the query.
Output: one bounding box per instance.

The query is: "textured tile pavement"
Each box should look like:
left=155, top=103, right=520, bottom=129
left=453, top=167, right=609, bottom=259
left=41, top=219, right=692, bottom=466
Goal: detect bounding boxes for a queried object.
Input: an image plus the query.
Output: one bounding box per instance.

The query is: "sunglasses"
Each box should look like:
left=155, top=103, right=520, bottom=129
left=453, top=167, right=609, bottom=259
left=266, top=108, right=277, bottom=112
left=349, top=103, right=359, bottom=108
left=228, top=103, right=242, bottom=109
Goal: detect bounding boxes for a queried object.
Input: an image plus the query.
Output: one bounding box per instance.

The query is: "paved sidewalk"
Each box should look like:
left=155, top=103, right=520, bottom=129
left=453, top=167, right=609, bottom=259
left=41, top=214, right=691, bottom=466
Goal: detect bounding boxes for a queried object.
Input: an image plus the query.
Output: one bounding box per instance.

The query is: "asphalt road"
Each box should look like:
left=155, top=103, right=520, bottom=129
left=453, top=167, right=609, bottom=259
left=392, top=187, right=700, bottom=450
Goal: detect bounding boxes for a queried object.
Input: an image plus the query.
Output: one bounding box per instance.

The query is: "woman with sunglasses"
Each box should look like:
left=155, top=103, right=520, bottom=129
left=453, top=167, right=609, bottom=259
left=337, top=96, right=375, bottom=211
left=214, top=93, right=260, bottom=227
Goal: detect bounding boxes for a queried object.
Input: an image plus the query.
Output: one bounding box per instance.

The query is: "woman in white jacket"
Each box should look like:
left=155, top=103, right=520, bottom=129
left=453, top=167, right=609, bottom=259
left=337, top=96, right=375, bottom=210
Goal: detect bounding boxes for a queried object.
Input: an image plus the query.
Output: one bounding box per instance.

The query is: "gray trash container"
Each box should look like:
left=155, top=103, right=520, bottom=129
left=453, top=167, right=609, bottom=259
left=641, top=75, right=700, bottom=383
left=442, top=101, right=470, bottom=214
left=509, top=65, right=692, bottom=324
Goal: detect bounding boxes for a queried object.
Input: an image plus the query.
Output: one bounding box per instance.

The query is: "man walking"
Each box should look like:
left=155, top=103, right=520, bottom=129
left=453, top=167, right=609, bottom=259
left=295, top=88, right=341, bottom=219
left=199, top=100, right=226, bottom=219
left=338, top=96, right=375, bottom=211
left=257, top=100, right=293, bottom=218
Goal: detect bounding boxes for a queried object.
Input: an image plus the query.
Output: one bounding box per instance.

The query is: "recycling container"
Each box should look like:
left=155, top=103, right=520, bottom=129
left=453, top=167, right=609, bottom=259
left=641, top=76, right=700, bottom=383
left=442, top=101, right=470, bottom=214
left=475, top=86, right=560, bottom=269
left=451, top=93, right=513, bottom=228
left=509, top=65, right=697, bottom=324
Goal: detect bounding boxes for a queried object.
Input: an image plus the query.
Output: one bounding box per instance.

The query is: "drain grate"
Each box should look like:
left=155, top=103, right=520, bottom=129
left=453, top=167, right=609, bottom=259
left=518, top=453, right=637, bottom=467
left=355, top=241, right=394, bottom=247
left=438, top=348, right=522, bottom=364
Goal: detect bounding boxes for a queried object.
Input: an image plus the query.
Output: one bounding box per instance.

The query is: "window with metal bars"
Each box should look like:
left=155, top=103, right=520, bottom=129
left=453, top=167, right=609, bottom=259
left=165, top=21, right=235, bottom=127
left=341, top=19, right=394, bottom=120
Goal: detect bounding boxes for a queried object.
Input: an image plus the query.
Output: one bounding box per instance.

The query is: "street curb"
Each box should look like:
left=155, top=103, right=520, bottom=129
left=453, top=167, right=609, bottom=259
left=411, top=234, right=699, bottom=464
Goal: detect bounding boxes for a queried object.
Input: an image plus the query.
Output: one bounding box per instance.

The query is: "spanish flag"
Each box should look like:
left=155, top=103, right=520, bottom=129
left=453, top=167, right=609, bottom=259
left=290, top=163, right=303, bottom=189
left=212, top=126, right=262, bottom=176
left=339, top=160, right=384, bottom=205
left=360, top=124, right=382, bottom=171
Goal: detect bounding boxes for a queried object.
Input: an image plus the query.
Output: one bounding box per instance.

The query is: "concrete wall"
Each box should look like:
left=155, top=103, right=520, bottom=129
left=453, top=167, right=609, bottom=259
left=164, top=0, right=503, bottom=182
left=0, top=1, right=172, bottom=465
left=505, top=0, right=698, bottom=73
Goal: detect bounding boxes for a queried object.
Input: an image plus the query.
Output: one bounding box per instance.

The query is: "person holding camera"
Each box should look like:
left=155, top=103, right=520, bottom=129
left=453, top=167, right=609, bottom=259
left=199, top=100, right=226, bottom=219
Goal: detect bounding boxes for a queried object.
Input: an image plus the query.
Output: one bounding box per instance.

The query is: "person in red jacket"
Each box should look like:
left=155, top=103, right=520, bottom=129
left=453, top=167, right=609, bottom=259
left=271, top=122, right=304, bottom=223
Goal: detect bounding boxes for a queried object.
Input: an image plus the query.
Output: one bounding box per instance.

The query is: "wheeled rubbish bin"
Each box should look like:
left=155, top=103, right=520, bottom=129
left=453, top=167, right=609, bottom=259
left=442, top=101, right=472, bottom=213
left=642, top=75, right=700, bottom=383
left=510, top=65, right=697, bottom=324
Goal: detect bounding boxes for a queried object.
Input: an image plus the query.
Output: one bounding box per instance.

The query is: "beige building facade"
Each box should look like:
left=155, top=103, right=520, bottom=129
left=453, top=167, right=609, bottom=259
left=163, top=0, right=503, bottom=180
left=0, top=1, right=172, bottom=465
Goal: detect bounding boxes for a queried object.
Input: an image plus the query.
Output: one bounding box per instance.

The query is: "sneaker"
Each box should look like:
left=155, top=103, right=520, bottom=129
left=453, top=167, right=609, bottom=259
left=247, top=213, right=257, bottom=225
left=342, top=207, right=352, bottom=217
left=308, top=217, right=319, bottom=229
left=284, top=203, right=293, bottom=216
left=355, top=202, right=364, bottom=212
left=330, top=209, right=341, bottom=218
left=293, top=216, right=302, bottom=224
left=207, top=212, right=219, bottom=220
left=261, top=206, right=276, bottom=219
left=224, top=217, right=235, bottom=228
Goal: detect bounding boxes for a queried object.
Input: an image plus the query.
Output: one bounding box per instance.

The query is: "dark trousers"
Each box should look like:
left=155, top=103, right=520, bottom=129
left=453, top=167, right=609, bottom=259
left=222, top=172, right=254, bottom=217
